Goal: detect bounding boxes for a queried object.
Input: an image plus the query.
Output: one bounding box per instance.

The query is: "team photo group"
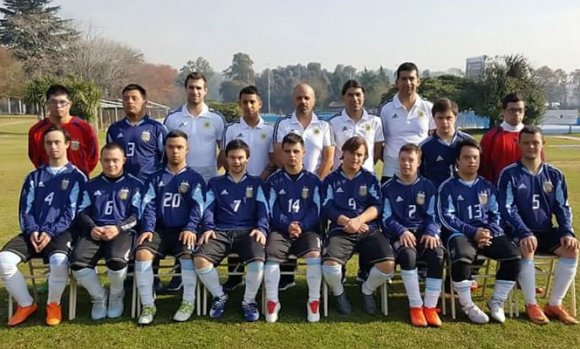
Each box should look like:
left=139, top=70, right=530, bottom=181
left=0, top=62, right=577, bottom=329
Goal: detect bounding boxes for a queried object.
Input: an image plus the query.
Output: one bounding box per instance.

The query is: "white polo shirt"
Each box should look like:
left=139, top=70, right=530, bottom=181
left=329, top=109, right=383, bottom=173
left=223, top=116, right=274, bottom=177
left=273, top=112, right=334, bottom=173
left=380, top=93, right=434, bottom=177
left=164, top=103, right=226, bottom=182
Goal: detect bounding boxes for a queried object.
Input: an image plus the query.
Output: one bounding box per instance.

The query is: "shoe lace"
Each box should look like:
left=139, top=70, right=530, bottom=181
left=244, top=302, right=258, bottom=313
left=213, top=296, right=227, bottom=309
left=142, top=306, right=155, bottom=316
left=178, top=302, right=194, bottom=313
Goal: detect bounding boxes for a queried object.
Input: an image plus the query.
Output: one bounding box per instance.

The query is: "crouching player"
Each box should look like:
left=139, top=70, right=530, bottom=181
left=195, top=139, right=269, bottom=322
left=322, top=136, right=395, bottom=315
left=438, top=139, right=520, bottom=324
left=70, top=143, right=142, bottom=320
left=135, top=130, right=206, bottom=325
left=382, top=143, right=444, bottom=327
left=264, top=134, right=322, bottom=323
left=499, top=126, right=578, bottom=324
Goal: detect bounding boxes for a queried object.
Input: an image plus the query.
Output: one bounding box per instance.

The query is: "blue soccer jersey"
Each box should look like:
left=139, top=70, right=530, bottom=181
left=19, top=163, right=87, bottom=236
left=106, top=116, right=167, bottom=180
left=78, top=173, right=143, bottom=232
left=381, top=175, right=439, bottom=238
left=322, top=168, right=382, bottom=234
left=437, top=176, right=503, bottom=238
left=141, top=167, right=205, bottom=233
left=419, top=131, right=474, bottom=187
left=203, top=174, right=269, bottom=234
left=498, top=161, right=574, bottom=239
left=266, top=169, right=321, bottom=233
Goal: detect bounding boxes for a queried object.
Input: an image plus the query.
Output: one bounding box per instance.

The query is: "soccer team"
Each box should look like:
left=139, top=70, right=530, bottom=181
left=0, top=62, right=577, bottom=328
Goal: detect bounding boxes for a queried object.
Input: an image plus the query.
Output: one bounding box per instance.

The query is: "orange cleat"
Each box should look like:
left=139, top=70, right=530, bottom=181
left=470, top=280, right=479, bottom=292
left=423, top=307, right=442, bottom=327
left=410, top=307, right=428, bottom=327
left=45, top=303, right=62, bottom=326
left=7, top=303, right=38, bottom=327
left=525, top=304, right=549, bottom=325
left=544, top=304, right=578, bottom=325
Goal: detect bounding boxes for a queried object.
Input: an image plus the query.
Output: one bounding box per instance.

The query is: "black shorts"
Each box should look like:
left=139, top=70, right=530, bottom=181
left=447, top=234, right=520, bottom=265
left=392, top=239, right=445, bottom=265
left=136, top=228, right=193, bottom=258
left=266, top=231, right=321, bottom=262
left=70, top=231, right=134, bottom=269
left=1, top=231, right=73, bottom=263
left=195, top=229, right=265, bottom=265
left=322, top=229, right=395, bottom=265
left=508, top=227, right=562, bottom=254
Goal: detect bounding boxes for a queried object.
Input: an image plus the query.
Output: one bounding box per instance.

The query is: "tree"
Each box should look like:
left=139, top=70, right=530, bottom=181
left=133, top=63, right=178, bottom=105
left=207, top=101, right=241, bottom=123
left=176, top=56, right=214, bottom=87
left=223, top=52, right=255, bottom=85
left=0, top=47, right=25, bottom=96
left=0, top=0, right=78, bottom=77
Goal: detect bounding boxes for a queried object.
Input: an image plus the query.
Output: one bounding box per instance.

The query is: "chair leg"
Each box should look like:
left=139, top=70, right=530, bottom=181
left=571, top=277, right=577, bottom=318
left=322, top=281, right=328, bottom=317
left=196, top=281, right=201, bottom=317
left=381, top=282, right=388, bottom=316
left=544, top=258, right=557, bottom=300
left=203, top=285, right=208, bottom=316
left=8, top=296, right=13, bottom=320
left=68, top=276, right=77, bottom=320
left=131, top=274, right=137, bottom=319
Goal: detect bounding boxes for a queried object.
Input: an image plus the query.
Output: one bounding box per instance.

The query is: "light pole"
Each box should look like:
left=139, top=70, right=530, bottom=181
left=266, top=64, right=272, bottom=114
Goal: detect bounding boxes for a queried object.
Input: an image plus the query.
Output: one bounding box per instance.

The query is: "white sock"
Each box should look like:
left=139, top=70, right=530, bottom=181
left=518, top=258, right=537, bottom=305
left=322, top=264, right=343, bottom=296
left=362, top=266, right=393, bottom=296
left=0, top=251, right=34, bottom=307
left=107, top=267, right=127, bottom=297
left=243, top=261, right=264, bottom=304
left=424, top=277, right=442, bottom=308
left=73, top=268, right=106, bottom=301
left=401, top=268, right=422, bottom=307
left=47, top=253, right=69, bottom=305
left=492, top=280, right=516, bottom=302
left=452, top=280, right=474, bottom=308
left=306, top=257, right=322, bottom=302
left=196, top=265, right=224, bottom=298
left=135, top=260, right=154, bottom=306
left=264, top=262, right=280, bottom=302
left=180, top=258, right=197, bottom=304
left=549, top=257, right=578, bottom=306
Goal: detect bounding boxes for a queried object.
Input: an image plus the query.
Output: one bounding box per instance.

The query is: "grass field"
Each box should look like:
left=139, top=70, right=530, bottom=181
left=0, top=116, right=579, bottom=348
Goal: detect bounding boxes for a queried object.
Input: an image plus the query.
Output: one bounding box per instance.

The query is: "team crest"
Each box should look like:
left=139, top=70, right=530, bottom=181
left=418, top=111, right=425, bottom=118
left=260, top=132, right=267, bottom=140
left=416, top=192, right=425, bottom=206
left=543, top=181, right=553, bottom=193
left=179, top=181, right=190, bottom=194
left=245, top=186, right=254, bottom=198
left=141, top=130, right=151, bottom=142
left=313, top=128, right=321, bottom=135
left=301, top=186, right=310, bottom=199
left=118, top=188, right=129, bottom=200
left=359, top=184, right=368, bottom=197
left=364, top=123, right=372, bottom=133
left=478, top=191, right=488, bottom=205
left=204, top=121, right=211, bottom=129
left=60, top=179, right=69, bottom=190
left=71, top=140, right=80, bottom=151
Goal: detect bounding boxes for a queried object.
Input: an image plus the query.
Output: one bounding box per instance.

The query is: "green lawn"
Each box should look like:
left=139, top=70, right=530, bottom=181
left=0, top=117, right=579, bottom=349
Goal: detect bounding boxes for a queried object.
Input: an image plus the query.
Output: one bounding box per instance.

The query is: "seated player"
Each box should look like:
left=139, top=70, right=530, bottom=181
left=264, top=133, right=322, bottom=323
left=194, top=139, right=269, bottom=322
left=382, top=143, right=444, bottom=327
left=70, top=143, right=143, bottom=320
left=438, top=139, right=520, bottom=324
left=322, top=136, right=395, bottom=315
left=135, top=130, right=206, bottom=325
left=0, top=127, right=86, bottom=326
left=499, top=126, right=578, bottom=325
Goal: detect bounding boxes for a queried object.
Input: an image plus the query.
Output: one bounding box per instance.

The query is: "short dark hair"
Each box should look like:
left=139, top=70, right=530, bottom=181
left=46, top=84, right=70, bottom=100
left=225, top=139, right=250, bottom=158
left=43, top=125, right=70, bottom=143
left=184, top=72, right=208, bottom=88
left=399, top=143, right=422, bottom=157
left=122, top=84, right=147, bottom=98
left=432, top=98, right=458, bottom=117
left=519, top=125, right=544, bottom=142
left=341, top=80, right=365, bottom=96
left=342, top=136, right=368, bottom=160
left=165, top=130, right=189, bottom=144
left=239, top=85, right=261, bottom=100
left=100, top=142, right=125, bottom=156
left=282, top=133, right=304, bottom=148
left=456, top=139, right=481, bottom=160
left=396, top=62, right=419, bottom=80
left=501, top=93, right=524, bottom=109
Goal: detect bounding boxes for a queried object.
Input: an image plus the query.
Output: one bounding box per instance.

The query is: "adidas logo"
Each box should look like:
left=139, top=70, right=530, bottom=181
left=38, top=182, right=44, bottom=187
left=396, top=196, right=404, bottom=202
left=157, top=181, right=164, bottom=187
left=278, top=189, right=286, bottom=195
left=179, top=122, right=187, bottom=128
left=94, top=190, right=102, bottom=196
left=436, top=155, right=444, bottom=162
left=392, top=113, right=399, bottom=119
left=342, top=126, right=348, bottom=132
left=457, top=195, right=464, bottom=201
left=220, top=189, right=229, bottom=195
left=518, top=183, right=527, bottom=189
left=336, top=187, right=344, bottom=193
left=117, top=133, right=124, bottom=138
left=236, top=133, right=244, bottom=138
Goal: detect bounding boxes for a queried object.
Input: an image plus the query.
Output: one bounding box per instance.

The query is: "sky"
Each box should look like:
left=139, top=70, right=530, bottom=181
left=52, top=0, right=580, bottom=74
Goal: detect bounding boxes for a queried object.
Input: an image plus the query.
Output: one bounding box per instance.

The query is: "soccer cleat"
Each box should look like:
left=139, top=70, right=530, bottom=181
left=423, top=307, right=442, bottom=327
left=463, top=304, right=489, bottom=324
left=361, top=293, right=377, bottom=315
left=544, top=304, right=579, bottom=325
left=209, top=294, right=228, bottom=318
left=222, top=276, right=244, bottom=293
left=265, top=300, right=281, bottom=323
left=107, top=291, right=125, bottom=318
left=138, top=305, right=157, bottom=325
left=90, top=290, right=108, bottom=320
left=307, top=299, right=320, bottom=323
left=334, top=291, right=352, bottom=315
left=242, top=302, right=260, bottom=322
left=487, top=299, right=506, bottom=323
left=173, top=301, right=195, bottom=322
left=46, top=302, right=62, bottom=326
left=410, top=307, right=428, bottom=327
left=525, top=304, right=549, bottom=325
left=7, top=303, right=38, bottom=327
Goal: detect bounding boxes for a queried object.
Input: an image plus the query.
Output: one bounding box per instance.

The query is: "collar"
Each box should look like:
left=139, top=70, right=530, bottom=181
left=457, top=177, right=479, bottom=187
left=518, top=160, right=545, bottom=176
left=226, top=173, right=248, bottom=183
left=291, top=111, right=320, bottom=126
left=393, top=93, right=422, bottom=111
left=183, top=103, right=209, bottom=118
left=500, top=121, right=524, bottom=132
left=123, top=115, right=149, bottom=127
left=282, top=168, right=306, bottom=181
left=240, top=115, right=265, bottom=129
left=164, top=166, right=188, bottom=175
left=100, top=173, right=126, bottom=183
left=394, top=174, right=420, bottom=186
left=340, top=108, right=370, bottom=124
left=339, top=168, right=363, bottom=180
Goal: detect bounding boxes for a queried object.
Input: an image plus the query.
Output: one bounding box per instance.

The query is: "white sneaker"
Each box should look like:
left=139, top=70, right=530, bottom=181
left=265, top=300, right=281, bottom=323
left=463, top=304, right=489, bottom=324
left=91, top=290, right=108, bottom=320
left=487, top=299, right=506, bottom=323
left=307, top=299, right=320, bottom=323
left=138, top=305, right=156, bottom=325
left=107, top=290, right=124, bottom=318
left=173, top=301, right=195, bottom=322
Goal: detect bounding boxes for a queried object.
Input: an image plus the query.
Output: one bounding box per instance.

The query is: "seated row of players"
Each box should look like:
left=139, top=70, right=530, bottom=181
left=1, top=112, right=577, bottom=329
